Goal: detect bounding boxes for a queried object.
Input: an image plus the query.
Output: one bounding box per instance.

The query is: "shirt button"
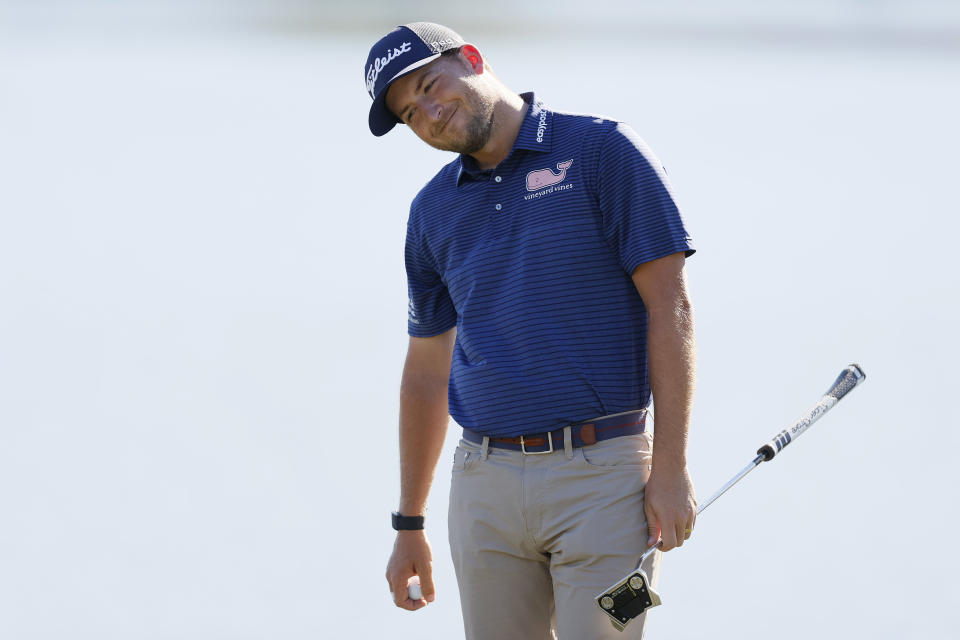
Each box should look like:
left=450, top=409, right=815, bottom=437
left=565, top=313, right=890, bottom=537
left=495, top=203, right=502, bottom=211
left=494, top=176, right=502, bottom=183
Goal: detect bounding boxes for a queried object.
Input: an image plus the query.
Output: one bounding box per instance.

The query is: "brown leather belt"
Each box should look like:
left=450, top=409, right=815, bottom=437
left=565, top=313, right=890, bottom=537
left=462, top=409, right=647, bottom=454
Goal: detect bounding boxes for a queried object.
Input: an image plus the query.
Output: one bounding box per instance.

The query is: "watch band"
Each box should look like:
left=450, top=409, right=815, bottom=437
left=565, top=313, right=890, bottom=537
left=392, top=511, right=425, bottom=530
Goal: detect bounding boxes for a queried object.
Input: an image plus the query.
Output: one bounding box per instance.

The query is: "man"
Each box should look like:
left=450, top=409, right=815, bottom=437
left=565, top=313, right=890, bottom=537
left=366, top=22, right=697, bottom=639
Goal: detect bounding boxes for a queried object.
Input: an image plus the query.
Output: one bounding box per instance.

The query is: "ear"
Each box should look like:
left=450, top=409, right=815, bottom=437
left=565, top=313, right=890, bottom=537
left=460, top=44, right=484, bottom=74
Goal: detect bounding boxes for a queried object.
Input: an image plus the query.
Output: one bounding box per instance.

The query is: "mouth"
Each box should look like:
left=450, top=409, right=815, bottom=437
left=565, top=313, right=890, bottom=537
left=439, top=104, right=458, bottom=135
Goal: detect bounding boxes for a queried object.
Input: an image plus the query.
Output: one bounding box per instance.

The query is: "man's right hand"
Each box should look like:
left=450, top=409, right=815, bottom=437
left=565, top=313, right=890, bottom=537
left=386, top=530, right=436, bottom=610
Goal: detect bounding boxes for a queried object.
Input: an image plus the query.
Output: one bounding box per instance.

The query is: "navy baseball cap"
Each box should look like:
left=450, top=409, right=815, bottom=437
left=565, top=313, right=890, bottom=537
left=365, top=22, right=466, bottom=136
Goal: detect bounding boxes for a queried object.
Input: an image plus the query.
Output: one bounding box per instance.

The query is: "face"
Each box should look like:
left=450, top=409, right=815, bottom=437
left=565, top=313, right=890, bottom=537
left=385, top=51, right=495, bottom=154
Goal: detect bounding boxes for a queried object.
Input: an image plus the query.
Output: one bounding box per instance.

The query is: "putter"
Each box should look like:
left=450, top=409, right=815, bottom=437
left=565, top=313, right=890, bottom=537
left=596, top=363, right=866, bottom=632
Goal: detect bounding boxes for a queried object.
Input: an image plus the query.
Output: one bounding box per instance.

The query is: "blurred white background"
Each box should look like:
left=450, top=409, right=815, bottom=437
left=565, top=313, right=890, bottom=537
left=1, top=1, right=958, bottom=638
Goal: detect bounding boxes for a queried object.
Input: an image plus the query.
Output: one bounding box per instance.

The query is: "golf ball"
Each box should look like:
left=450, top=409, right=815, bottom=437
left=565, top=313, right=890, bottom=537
left=408, top=579, right=423, bottom=600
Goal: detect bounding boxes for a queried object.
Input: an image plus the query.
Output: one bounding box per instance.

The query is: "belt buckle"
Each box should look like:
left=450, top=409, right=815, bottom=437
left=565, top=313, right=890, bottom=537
left=520, top=432, right=553, bottom=455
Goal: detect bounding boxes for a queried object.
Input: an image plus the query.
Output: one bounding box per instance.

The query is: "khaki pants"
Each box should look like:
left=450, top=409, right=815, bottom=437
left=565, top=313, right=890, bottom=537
left=448, top=427, right=660, bottom=640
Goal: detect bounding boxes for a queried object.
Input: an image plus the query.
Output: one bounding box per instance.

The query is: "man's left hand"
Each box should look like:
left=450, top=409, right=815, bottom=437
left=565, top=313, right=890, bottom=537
left=644, top=466, right=697, bottom=551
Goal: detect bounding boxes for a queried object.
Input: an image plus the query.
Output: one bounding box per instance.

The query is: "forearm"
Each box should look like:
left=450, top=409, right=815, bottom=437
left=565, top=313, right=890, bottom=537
left=646, top=285, right=696, bottom=473
left=387, top=332, right=455, bottom=608
left=397, top=349, right=452, bottom=516
left=631, top=255, right=698, bottom=549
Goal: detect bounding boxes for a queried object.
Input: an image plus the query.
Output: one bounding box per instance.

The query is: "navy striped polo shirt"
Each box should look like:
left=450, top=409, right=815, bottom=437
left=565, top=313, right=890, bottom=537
left=405, top=93, right=694, bottom=437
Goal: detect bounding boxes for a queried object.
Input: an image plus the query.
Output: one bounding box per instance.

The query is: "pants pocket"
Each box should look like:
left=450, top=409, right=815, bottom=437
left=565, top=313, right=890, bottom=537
left=452, top=439, right=481, bottom=473
left=579, top=432, right=653, bottom=468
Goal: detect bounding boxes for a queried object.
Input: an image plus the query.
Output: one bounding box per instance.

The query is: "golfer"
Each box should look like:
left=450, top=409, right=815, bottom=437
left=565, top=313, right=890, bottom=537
left=367, top=22, right=697, bottom=639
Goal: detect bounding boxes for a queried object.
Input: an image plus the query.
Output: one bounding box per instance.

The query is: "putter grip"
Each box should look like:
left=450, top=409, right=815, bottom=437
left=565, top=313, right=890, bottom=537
left=757, top=364, right=865, bottom=461
left=824, top=363, right=866, bottom=401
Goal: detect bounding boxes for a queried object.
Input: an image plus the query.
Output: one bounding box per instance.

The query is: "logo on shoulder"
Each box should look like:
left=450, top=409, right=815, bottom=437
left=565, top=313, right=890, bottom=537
left=408, top=298, right=420, bottom=324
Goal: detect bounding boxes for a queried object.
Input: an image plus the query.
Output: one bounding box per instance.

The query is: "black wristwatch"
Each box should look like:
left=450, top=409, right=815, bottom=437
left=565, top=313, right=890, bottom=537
left=392, top=511, right=425, bottom=531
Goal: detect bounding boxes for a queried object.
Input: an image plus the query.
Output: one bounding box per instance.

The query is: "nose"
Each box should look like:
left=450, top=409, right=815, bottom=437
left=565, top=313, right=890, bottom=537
left=416, top=96, right=443, bottom=124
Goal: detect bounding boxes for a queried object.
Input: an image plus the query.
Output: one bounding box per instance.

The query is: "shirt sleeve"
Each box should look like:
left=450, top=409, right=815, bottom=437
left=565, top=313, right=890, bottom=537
left=404, top=220, right=457, bottom=337
left=597, top=122, right=695, bottom=274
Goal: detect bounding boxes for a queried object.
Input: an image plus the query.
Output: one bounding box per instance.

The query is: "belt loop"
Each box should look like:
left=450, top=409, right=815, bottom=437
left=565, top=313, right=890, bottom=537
left=563, top=425, right=573, bottom=460
left=480, top=436, right=490, bottom=461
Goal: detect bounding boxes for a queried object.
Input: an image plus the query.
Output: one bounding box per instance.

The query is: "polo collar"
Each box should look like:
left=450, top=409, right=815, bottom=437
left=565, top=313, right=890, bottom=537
left=456, top=92, right=553, bottom=186
left=513, top=92, right=554, bottom=152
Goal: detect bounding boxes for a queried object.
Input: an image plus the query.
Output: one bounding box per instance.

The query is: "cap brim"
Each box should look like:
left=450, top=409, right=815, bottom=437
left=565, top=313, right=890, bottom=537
left=367, top=53, right=442, bottom=136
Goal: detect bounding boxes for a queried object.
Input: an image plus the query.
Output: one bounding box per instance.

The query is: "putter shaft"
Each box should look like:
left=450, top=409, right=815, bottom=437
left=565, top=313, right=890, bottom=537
left=599, top=365, right=866, bottom=631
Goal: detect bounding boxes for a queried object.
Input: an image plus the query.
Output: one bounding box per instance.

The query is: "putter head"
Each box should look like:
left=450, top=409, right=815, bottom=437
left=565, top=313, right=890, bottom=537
left=595, top=567, right=662, bottom=631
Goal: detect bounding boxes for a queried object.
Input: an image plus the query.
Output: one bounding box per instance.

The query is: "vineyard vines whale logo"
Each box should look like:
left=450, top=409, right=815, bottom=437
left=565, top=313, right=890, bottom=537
left=366, top=42, right=412, bottom=98
left=526, top=159, right=574, bottom=191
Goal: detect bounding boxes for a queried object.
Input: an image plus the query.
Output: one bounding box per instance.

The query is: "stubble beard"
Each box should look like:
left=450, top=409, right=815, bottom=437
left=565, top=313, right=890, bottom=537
left=439, top=85, right=495, bottom=155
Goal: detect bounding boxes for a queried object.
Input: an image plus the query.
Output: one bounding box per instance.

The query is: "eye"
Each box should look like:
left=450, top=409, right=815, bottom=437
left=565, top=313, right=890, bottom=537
left=406, top=107, right=417, bottom=123
left=424, top=79, right=436, bottom=93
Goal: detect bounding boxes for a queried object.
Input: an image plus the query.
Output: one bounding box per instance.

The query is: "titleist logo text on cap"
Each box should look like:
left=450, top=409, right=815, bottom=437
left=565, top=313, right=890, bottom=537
left=366, top=42, right=412, bottom=97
